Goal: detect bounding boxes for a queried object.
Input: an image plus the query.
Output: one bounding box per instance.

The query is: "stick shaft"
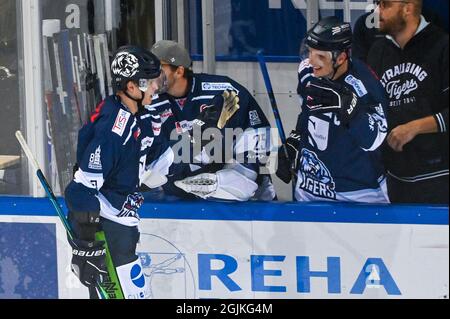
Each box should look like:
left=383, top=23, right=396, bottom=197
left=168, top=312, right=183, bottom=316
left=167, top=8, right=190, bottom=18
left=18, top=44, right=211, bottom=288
left=15, top=131, right=74, bottom=240
left=257, top=51, right=287, bottom=144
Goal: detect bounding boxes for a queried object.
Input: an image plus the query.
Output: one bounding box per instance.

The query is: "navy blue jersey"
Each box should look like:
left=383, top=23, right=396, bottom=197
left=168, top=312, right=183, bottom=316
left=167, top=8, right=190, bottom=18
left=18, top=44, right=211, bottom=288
left=65, top=96, right=166, bottom=226
left=295, top=58, right=390, bottom=203
left=149, top=73, right=272, bottom=199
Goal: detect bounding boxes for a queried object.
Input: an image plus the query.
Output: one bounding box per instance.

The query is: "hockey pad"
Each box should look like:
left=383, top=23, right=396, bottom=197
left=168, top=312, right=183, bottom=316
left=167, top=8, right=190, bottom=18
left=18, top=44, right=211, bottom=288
left=140, top=169, right=168, bottom=189
left=115, top=257, right=151, bottom=299
left=217, top=90, right=240, bottom=129
left=174, top=169, right=258, bottom=201
left=140, top=147, right=174, bottom=189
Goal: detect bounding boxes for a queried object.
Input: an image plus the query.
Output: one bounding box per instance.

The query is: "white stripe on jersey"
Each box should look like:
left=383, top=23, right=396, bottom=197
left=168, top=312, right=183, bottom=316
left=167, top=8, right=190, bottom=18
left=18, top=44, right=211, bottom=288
left=97, top=192, right=139, bottom=227
left=74, top=169, right=104, bottom=191
left=191, top=95, right=215, bottom=101
left=295, top=176, right=390, bottom=204
left=436, top=113, right=446, bottom=133
left=147, top=100, right=171, bottom=108
left=388, top=170, right=449, bottom=183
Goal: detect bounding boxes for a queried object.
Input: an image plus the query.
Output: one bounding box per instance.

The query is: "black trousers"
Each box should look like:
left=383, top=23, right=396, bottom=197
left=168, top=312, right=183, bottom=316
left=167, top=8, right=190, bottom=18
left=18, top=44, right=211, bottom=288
left=101, top=218, right=140, bottom=267
left=387, top=174, right=449, bottom=204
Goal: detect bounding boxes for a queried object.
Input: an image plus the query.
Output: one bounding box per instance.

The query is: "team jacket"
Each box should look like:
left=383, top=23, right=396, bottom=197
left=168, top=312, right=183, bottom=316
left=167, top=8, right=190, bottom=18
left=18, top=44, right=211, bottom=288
left=65, top=96, right=167, bottom=227
left=367, top=17, right=449, bottom=182
left=295, top=58, right=390, bottom=203
left=148, top=73, right=273, bottom=199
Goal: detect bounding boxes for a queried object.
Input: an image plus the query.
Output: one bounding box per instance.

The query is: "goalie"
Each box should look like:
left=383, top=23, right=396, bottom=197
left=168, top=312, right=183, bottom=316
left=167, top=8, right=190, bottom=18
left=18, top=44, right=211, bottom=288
left=143, top=40, right=276, bottom=202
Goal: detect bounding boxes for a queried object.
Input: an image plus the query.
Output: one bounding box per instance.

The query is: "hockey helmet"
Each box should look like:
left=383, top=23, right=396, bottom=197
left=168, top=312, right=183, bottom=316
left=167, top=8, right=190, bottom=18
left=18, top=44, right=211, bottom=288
left=111, top=45, right=167, bottom=94
left=305, top=16, right=352, bottom=53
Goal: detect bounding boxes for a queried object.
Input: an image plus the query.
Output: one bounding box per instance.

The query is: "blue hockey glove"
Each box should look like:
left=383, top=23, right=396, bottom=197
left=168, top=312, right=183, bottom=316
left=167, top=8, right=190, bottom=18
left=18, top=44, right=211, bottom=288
left=305, top=78, right=359, bottom=125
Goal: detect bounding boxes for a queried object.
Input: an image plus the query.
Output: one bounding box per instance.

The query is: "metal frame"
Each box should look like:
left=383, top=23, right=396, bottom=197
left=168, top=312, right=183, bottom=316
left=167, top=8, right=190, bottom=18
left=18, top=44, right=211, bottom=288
left=306, top=0, right=320, bottom=30
left=202, top=0, right=215, bottom=74
left=155, top=0, right=164, bottom=41
left=177, top=0, right=187, bottom=47
left=18, top=0, right=46, bottom=197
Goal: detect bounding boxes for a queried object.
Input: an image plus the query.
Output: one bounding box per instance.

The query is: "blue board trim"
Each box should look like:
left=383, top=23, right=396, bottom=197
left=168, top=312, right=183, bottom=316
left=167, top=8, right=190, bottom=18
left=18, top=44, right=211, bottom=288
left=0, top=196, right=447, bottom=225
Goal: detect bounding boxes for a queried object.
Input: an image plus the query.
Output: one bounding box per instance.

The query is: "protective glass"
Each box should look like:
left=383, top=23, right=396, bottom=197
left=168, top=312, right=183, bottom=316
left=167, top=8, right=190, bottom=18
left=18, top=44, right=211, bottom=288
left=138, top=72, right=168, bottom=95
left=300, top=40, right=333, bottom=66
left=299, top=38, right=310, bottom=61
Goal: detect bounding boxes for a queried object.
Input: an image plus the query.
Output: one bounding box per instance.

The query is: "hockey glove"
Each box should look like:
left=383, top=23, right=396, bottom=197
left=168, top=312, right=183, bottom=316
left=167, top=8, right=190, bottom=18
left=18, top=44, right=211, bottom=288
left=305, top=78, right=359, bottom=125
left=276, top=131, right=301, bottom=184
left=192, top=90, right=240, bottom=133
left=72, top=163, right=79, bottom=178
left=68, top=236, right=108, bottom=288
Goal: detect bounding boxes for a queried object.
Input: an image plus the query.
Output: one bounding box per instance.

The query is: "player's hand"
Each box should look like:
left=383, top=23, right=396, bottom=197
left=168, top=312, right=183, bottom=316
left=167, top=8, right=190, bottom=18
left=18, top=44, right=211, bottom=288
left=276, top=131, right=301, bottom=184
left=217, top=90, right=240, bottom=129
left=72, top=163, right=80, bottom=178
left=68, top=236, right=108, bottom=288
left=192, top=90, right=240, bottom=133
left=305, top=78, right=359, bottom=125
left=387, top=123, right=418, bottom=152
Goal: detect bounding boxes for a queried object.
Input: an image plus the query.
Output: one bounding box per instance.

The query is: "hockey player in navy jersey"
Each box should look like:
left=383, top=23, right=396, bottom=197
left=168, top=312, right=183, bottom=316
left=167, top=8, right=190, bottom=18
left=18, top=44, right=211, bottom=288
left=277, top=17, right=390, bottom=203
left=64, top=46, right=173, bottom=299
left=146, top=40, right=276, bottom=202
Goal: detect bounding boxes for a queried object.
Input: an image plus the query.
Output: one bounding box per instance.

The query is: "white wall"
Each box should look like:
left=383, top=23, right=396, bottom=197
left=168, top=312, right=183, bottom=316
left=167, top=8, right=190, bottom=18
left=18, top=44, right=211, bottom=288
left=44, top=216, right=448, bottom=299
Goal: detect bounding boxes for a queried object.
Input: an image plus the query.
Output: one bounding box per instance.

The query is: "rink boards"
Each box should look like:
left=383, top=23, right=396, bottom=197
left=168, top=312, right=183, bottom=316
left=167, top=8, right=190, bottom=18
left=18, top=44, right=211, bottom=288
left=0, top=197, right=448, bottom=299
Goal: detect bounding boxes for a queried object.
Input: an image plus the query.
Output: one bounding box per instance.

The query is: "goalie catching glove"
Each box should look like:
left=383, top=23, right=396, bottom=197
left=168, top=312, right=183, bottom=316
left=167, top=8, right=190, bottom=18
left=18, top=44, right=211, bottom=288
left=192, top=90, right=240, bottom=134
left=174, top=168, right=258, bottom=202
left=305, top=77, right=359, bottom=125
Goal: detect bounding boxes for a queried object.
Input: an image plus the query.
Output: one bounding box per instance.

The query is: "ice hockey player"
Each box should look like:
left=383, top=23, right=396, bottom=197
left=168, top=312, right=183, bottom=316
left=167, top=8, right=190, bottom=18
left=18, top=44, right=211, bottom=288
left=147, top=40, right=276, bottom=202
left=64, top=45, right=172, bottom=299
left=276, top=17, right=390, bottom=203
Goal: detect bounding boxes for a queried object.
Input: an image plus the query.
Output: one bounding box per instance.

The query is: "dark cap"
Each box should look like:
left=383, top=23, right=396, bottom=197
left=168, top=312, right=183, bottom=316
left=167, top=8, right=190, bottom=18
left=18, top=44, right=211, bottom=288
left=151, top=40, right=192, bottom=69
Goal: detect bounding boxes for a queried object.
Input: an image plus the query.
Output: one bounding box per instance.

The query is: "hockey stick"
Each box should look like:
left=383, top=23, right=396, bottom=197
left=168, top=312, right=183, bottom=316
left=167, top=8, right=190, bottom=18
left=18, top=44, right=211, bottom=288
left=256, top=50, right=287, bottom=144
left=93, top=35, right=106, bottom=100
left=16, top=131, right=74, bottom=239
left=256, top=51, right=298, bottom=187
left=15, top=131, right=108, bottom=299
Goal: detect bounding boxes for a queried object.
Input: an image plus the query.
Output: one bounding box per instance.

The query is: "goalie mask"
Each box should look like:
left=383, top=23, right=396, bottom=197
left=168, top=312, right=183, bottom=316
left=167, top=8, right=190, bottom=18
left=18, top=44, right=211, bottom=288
left=111, top=46, right=168, bottom=95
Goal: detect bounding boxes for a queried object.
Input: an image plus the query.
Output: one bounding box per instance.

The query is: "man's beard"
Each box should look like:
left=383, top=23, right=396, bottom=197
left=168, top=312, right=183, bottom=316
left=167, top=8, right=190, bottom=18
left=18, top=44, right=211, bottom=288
left=380, top=16, right=407, bottom=35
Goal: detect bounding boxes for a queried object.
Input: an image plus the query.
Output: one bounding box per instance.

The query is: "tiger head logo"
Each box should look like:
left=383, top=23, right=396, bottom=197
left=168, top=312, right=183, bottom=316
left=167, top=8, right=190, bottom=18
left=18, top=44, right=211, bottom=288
left=111, top=52, right=139, bottom=78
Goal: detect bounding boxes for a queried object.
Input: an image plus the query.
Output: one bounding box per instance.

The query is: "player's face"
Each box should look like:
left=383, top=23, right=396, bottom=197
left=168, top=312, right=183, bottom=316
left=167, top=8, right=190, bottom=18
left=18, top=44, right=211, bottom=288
left=161, top=63, right=179, bottom=93
left=376, top=0, right=408, bottom=35
left=138, top=73, right=168, bottom=104
left=140, top=80, right=158, bottom=105
left=308, top=48, right=334, bottom=78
